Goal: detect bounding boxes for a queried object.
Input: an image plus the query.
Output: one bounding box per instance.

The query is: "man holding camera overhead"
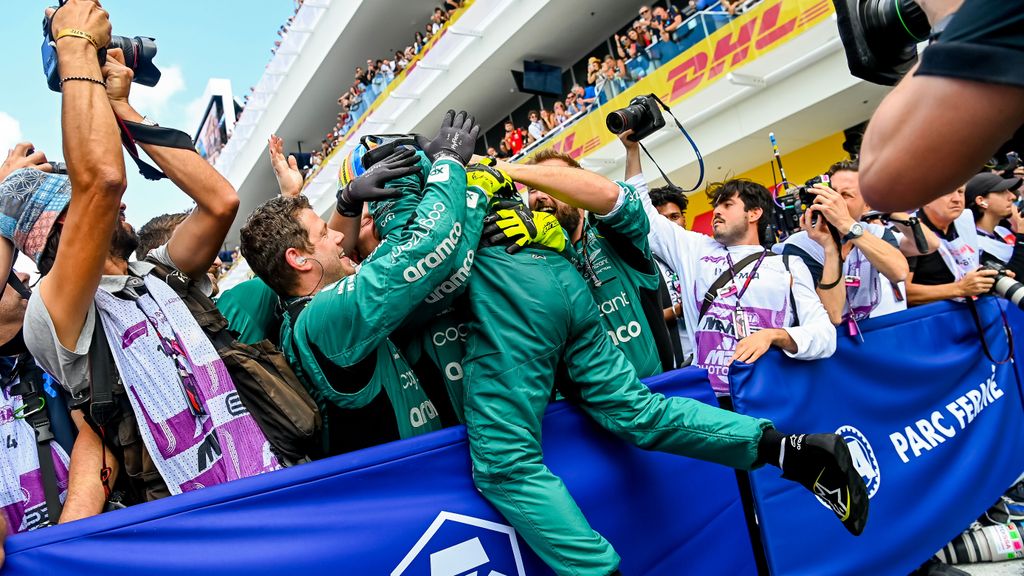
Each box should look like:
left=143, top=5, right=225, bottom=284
left=775, top=160, right=909, bottom=336
left=623, top=132, right=836, bottom=400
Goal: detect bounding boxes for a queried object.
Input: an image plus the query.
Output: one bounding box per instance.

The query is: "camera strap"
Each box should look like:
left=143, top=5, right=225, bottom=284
left=115, top=117, right=196, bottom=181
left=642, top=95, right=705, bottom=193
left=965, top=297, right=1014, bottom=365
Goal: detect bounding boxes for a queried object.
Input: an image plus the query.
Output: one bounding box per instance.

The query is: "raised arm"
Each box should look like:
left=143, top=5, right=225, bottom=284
left=104, top=51, right=238, bottom=279
left=494, top=159, right=620, bottom=215
left=40, top=1, right=126, bottom=351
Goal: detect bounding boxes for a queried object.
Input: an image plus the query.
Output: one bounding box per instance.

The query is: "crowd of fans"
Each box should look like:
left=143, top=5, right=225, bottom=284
left=3, top=2, right=1022, bottom=576
left=313, top=2, right=466, bottom=166
left=487, top=2, right=753, bottom=159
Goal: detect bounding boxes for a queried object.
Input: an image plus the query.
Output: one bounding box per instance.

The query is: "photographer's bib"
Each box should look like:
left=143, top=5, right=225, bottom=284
left=930, top=210, right=980, bottom=282
left=977, top=225, right=1014, bottom=264
left=94, top=274, right=280, bottom=496
left=0, top=382, right=69, bottom=533
left=693, top=245, right=796, bottom=395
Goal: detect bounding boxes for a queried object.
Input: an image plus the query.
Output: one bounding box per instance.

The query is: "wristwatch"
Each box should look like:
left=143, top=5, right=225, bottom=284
left=842, top=222, right=865, bottom=243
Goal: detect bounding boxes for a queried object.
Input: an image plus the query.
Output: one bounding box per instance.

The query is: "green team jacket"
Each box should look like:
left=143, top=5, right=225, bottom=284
left=217, top=277, right=280, bottom=345
left=369, top=151, right=487, bottom=424
left=565, top=181, right=665, bottom=378
left=281, top=158, right=473, bottom=454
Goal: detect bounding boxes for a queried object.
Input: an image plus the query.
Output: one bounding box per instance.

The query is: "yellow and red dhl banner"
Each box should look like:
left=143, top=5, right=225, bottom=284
left=520, top=0, right=839, bottom=233
left=523, top=0, right=835, bottom=164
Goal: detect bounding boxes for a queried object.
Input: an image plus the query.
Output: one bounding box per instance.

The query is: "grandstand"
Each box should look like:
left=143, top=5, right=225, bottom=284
left=210, top=0, right=890, bottom=253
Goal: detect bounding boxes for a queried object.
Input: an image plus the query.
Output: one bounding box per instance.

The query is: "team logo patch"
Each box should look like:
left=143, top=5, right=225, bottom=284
left=427, top=164, right=450, bottom=184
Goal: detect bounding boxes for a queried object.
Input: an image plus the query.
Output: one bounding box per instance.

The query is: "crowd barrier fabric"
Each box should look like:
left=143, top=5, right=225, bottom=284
left=2, top=369, right=754, bottom=576
left=731, top=297, right=1024, bottom=576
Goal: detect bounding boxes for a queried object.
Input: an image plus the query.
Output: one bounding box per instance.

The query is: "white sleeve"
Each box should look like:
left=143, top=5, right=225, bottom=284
left=781, top=255, right=837, bottom=361
left=630, top=173, right=708, bottom=272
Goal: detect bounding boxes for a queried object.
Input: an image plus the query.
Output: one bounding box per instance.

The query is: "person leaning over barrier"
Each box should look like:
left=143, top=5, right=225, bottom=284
left=461, top=162, right=869, bottom=576
left=239, top=111, right=485, bottom=456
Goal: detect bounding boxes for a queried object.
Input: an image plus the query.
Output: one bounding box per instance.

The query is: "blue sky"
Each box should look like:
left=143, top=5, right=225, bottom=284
left=1, top=1, right=295, bottom=227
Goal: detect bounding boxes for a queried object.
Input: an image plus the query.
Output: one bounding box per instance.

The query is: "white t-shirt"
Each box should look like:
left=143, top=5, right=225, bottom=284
left=634, top=175, right=836, bottom=394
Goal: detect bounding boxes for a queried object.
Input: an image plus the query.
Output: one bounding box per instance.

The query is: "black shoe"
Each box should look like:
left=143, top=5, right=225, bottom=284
left=779, top=433, right=869, bottom=536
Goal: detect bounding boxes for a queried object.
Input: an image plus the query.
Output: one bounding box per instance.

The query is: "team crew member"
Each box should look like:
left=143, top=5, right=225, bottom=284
left=239, top=111, right=482, bottom=455
left=905, top=183, right=1015, bottom=306
left=776, top=160, right=909, bottom=334
left=462, top=162, right=868, bottom=576
left=966, top=172, right=1024, bottom=275
left=624, top=135, right=836, bottom=397
left=524, top=149, right=674, bottom=378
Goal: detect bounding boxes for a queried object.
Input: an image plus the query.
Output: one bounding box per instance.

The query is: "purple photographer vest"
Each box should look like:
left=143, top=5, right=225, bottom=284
left=94, top=273, right=279, bottom=496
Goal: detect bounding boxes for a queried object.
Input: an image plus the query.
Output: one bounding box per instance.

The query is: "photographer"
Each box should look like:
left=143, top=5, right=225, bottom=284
left=776, top=160, right=909, bottom=332
left=23, top=0, right=276, bottom=520
left=904, top=184, right=998, bottom=305
left=859, top=0, right=1024, bottom=212
left=622, top=133, right=836, bottom=398
left=966, top=172, right=1024, bottom=276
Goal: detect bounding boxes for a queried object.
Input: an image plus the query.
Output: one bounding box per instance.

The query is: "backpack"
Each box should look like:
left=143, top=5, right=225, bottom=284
left=145, top=258, right=322, bottom=464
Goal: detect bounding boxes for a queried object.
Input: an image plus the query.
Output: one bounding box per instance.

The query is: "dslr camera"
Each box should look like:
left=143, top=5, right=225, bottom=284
left=980, top=258, right=1024, bottom=311
left=41, top=3, right=161, bottom=92
left=772, top=175, right=830, bottom=239
left=831, top=0, right=931, bottom=85
left=606, top=94, right=666, bottom=142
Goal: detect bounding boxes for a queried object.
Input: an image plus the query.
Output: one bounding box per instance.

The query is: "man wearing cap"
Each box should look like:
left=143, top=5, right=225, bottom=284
left=905, top=173, right=1024, bottom=306
left=967, top=171, right=1024, bottom=271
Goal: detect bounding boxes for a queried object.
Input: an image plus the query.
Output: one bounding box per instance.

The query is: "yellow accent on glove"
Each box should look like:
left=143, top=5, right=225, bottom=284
left=466, top=163, right=516, bottom=200
left=491, top=207, right=566, bottom=253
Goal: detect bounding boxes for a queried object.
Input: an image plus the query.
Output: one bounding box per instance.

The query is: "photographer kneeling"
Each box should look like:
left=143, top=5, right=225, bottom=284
left=776, top=160, right=909, bottom=335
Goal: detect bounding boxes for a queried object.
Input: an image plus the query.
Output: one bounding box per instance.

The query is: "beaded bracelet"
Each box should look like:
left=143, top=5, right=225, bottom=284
left=59, top=76, right=106, bottom=89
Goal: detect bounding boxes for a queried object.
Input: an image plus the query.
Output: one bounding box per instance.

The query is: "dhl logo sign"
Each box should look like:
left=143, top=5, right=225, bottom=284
left=530, top=0, right=834, bottom=163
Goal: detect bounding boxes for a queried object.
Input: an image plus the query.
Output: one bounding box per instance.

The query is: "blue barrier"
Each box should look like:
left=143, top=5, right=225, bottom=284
left=732, top=297, right=1024, bottom=575
left=2, top=368, right=753, bottom=576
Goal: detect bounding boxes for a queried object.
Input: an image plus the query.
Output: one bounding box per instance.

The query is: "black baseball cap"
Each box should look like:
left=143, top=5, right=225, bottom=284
left=965, top=172, right=1023, bottom=206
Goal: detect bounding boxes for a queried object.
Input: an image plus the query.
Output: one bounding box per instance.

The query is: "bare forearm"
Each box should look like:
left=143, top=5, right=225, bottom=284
left=851, top=234, right=909, bottom=283
left=59, top=413, right=117, bottom=524
left=817, top=246, right=846, bottom=325
left=497, top=161, right=620, bottom=214
left=906, top=280, right=961, bottom=306
left=623, top=143, right=642, bottom=180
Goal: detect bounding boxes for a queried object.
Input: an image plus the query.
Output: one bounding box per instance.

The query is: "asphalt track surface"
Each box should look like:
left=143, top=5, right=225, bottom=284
left=961, top=560, right=1024, bottom=575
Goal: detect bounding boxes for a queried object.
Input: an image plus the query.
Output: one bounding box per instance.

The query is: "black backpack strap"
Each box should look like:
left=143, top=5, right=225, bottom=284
left=783, top=255, right=800, bottom=327
left=698, top=252, right=770, bottom=320
left=88, top=315, right=120, bottom=428
left=14, top=354, right=63, bottom=524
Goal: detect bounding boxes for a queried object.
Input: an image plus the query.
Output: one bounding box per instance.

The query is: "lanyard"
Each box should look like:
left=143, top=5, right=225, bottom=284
left=726, top=249, right=768, bottom=304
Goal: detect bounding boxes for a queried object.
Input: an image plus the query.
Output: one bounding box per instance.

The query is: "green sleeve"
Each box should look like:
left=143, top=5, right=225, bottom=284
left=594, top=181, right=659, bottom=286
left=304, top=158, right=470, bottom=367
left=216, top=277, right=281, bottom=345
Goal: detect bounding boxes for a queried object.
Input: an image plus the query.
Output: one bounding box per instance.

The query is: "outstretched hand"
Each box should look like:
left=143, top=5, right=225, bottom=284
left=268, top=135, right=303, bottom=197
left=423, top=109, right=480, bottom=165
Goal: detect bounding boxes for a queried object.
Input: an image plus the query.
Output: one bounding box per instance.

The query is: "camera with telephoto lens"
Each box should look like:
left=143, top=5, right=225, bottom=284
left=831, top=0, right=931, bottom=85
left=606, top=94, right=666, bottom=142
left=981, top=259, right=1024, bottom=311
left=771, top=175, right=830, bottom=239
left=40, top=4, right=161, bottom=93
left=935, top=521, right=1024, bottom=564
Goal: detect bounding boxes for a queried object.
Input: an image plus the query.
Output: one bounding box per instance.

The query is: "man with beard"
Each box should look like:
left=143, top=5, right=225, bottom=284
left=520, top=149, right=674, bottom=378
left=21, top=1, right=277, bottom=521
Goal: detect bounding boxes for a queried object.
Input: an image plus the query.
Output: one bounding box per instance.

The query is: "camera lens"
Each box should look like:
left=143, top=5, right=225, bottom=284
left=606, top=111, right=629, bottom=134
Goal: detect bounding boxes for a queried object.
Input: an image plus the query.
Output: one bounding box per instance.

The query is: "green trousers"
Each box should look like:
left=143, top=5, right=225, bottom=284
left=463, top=248, right=773, bottom=576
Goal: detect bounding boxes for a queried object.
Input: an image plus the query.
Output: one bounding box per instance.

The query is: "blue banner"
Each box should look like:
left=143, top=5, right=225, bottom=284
left=2, top=369, right=754, bottom=576
left=731, top=297, right=1024, bottom=576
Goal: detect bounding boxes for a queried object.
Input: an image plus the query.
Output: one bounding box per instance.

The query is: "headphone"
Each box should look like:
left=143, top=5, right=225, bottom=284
left=296, top=256, right=308, bottom=264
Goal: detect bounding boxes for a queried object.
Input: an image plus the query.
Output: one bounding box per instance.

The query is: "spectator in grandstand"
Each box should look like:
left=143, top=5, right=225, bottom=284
left=465, top=159, right=867, bottom=576
left=539, top=109, right=557, bottom=132
left=552, top=101, right=570, bottom=125
left=904, top=184, right=1005, bottom=306
left=25, top=3, right=276, bottom=521
left=526, top=110, right=546, bottom=143
left=239, top=111, right=480, bottom=455
left=586, top=57, right=602, bottom=88
left=503, top=120, right=526, bottom=156
left=354, top=66, right=369, bottom=87
left=486, top=146, right=499, bottom=158
left=414, top=31, right=427, bottom=53
left=648, top=185, right=694, bottom=368
left=650, top=5, right=684, bottom=41
left=572, top=84, right=597, bottom=110
left=525, top=149, right=675, bottom=377
left=497, top=142, right=512, bottom=159
left=622, top=133, right=836, bottom=399
left=775, top=160, right=909, bottom=333
left=565, top=91, right=583, bottom=116
left=394, top=50, right=408, bottom=73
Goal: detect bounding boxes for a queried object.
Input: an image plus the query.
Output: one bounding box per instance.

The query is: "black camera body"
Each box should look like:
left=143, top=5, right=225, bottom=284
left=41, top=6, right=160, bottom=93
left=606, top=94, right=666, bottom=142
left=831, top=0, right=930, bottom=85
left=980, top=258, right=1024, bottom=311
left=772, top=175, right=828, bottom=239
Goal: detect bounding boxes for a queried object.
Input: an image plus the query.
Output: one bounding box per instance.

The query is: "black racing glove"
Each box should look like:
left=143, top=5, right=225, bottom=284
left=336, top=146, right=420, bottom=217
left=422, top=109, right=480, bottom=165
